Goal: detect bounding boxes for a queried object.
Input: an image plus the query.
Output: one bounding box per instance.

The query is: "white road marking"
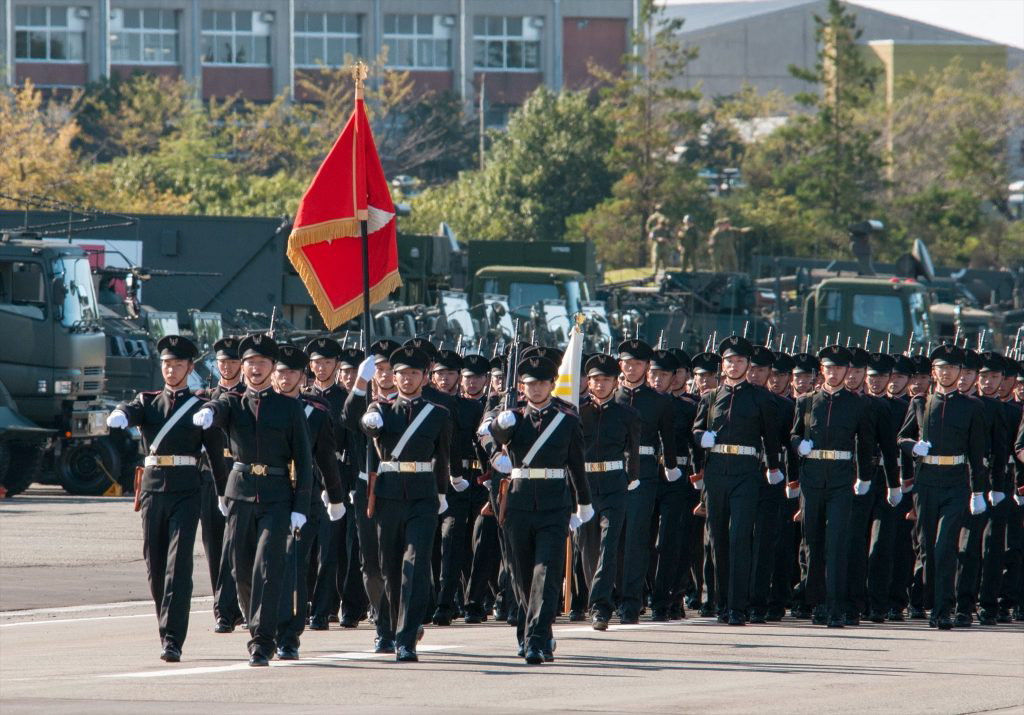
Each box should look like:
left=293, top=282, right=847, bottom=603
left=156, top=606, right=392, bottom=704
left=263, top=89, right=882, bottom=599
left=0, top=610, right=212, bottom=629
left=556, top=623, right=661, bottom=633
left=101, top=645, right=460, bottom=679
left=1, top=596, right=212, bottom=618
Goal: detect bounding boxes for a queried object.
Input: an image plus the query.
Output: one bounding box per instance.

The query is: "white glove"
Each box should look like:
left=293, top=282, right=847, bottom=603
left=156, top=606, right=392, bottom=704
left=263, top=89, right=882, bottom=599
left=217, top=496, right=229, bottom=518
left=854, top=479, right=871, bottom=496
left=766, top=469, right=784, bottom=486
left=290, top=512, right=307, bottom=532
left=576, top=504, right=594, bottom=524
left=912, top=440, right=930, bottom=457
left=361, top=411, right=384, bottom=430
left=106, top=410, right=128, bottom=429
left=797, top=439, right=813, bottom=457
left=192, top=408, right=214, bottom=429
left=451, top=476, right=470, bottom=493
left=969, top=492, right=987, bottom=515
left=348, top=489, right=356, bottom=505
left=496, top=410, right=517, bottom=429
left=483, top=479, right=492, bottom=490
left=476, top=420, right=493, bottom=439
left=691, top=476, right=704, bottom=490
left=665, top=467, right=682, bottom=482
left=1015, top=493, right=1024, bottom=507
left=700, top=431, right=716, bottom=449
left=438, top=495, right=448, bottom=515
left=492, top=454, right=512, bottom=474
left=321, top=490, right=331, bottom=508
left=357, top=356, right=376, bottom=382
left=327, top=502, right=346, bottom=521
left=988, top=491, right=1005, bottom=507
left=569, top=514, right=583, bottom=531
left=627, top=479, right=640, bottom=491
left=887, top=487, right=902, bottom=507
left=785, top=482, right=800, bottom=499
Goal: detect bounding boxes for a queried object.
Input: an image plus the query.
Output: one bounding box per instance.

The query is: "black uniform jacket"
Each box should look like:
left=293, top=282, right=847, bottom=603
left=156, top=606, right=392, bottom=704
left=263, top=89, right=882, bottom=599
left=489, top=401, right=592, bottom=512
left=614, top=383, right=677, bottom=475
left=207, top=386, right=314, bottom=516
left=581, top=396, right=640, bottom=495
left=790, top=387, right=874, bottom=488
left=118, top=386, right=226, bottom=492
left=301, top=395, right=345, bottom=504
left=693, top=380, right=781, bottom=476
left=897, top=390, right=988, bottom=493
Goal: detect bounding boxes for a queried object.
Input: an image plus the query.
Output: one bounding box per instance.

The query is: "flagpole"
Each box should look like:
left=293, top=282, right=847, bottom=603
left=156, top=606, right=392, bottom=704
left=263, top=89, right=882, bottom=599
left=354, top=62, right=374, bottom=488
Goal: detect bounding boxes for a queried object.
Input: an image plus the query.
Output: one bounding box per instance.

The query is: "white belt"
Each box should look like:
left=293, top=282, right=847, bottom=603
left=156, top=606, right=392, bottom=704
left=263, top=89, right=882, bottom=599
left=921, top=455, right=966, bottom=466
left=144, top=455, right=197, bottom=467
left=585, top=460, right=624, bottom=473
left=358, top=471, right=368, bottom=482
left=709, top=444, right=759, bottom=457
left=806, top=449, right=852, bottom=461
left=511, top=468, right=565, bottom=480
left=378, top=461, right=433, bottom=473
left=638, top=446, right=657, bottom=456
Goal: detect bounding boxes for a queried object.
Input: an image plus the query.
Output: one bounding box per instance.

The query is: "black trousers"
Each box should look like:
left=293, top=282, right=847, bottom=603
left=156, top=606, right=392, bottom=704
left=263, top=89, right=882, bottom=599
left=956, top=511, right=986, bottom=614
left=140, top=489, right=201, bottom=650
left=579, top=488, right=626, bottom=619
left=865, top=487, right=898, bottom=616
left=353, top=478, right=392, bottom=640
left=437, top=488, right=473, bottom=616
left=888, top=496, right=916, bottom=611
left=768, top=494, right=800, bottom=613
left=504, top=506, right=568, bottom=651
left=705, top=470, right=759, bottom=614
left=466, top=510, right=501, bottom=617
left=376, top=495, right=437, bottom=650
left=199, top=472, right=242, bottom=625
left=620, top=467, right=659, bottom=618
left=846, top=488, right=875, bottom=615
left=801, top=481, right=853, bottom=616
left=650, top=481, right=688, bottom=612
left=915, top=480, right=968, bottom=618
left=979, top=498, right=1009, bottom=613
left=1000, top=501, right=1023, bottom=611
left=277, top=498, right=324, bottom=649
left=228, top=498, right=291, bottom=656
left=309, top=505, right=340, bottom=620
left=749, top=481, right=784, bottom=613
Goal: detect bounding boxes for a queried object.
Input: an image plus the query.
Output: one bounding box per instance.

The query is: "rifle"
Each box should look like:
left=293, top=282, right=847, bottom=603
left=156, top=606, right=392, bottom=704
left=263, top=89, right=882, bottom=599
left=268, top=306, right=277, bottom=338
left=764, top=325, right=772, bottom=348
left=905, top=331, right=914, bottom=357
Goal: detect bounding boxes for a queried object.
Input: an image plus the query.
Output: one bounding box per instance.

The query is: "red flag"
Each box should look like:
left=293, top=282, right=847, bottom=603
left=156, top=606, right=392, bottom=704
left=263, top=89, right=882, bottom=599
left=287, top=95, right=401, bottom=330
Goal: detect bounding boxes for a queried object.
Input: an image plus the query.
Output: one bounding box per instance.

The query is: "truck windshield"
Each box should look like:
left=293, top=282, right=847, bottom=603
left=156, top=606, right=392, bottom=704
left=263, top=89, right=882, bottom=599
left=53, top=256, right=99, bottom=327
left=908, top=290, right=930, bottom=342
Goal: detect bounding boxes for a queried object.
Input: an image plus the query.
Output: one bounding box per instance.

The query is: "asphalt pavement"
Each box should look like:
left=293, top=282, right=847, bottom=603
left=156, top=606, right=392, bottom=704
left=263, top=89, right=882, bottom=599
left=2, top=489, right=1023, bottom=714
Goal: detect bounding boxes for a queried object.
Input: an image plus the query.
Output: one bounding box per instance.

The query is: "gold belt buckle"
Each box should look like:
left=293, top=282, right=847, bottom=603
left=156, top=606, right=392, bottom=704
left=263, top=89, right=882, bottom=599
left=223, top=448, right=232, bottom=458
left=251, top=464, right=268, bottom=476
left=400, top=462, right=416, bottom=473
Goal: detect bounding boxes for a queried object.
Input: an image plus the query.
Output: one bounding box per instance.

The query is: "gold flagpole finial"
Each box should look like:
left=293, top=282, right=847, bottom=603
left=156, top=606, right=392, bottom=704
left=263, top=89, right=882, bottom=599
left=575, top=313, right=585, bottom=331
left=352, top=60, right=368, bottom=98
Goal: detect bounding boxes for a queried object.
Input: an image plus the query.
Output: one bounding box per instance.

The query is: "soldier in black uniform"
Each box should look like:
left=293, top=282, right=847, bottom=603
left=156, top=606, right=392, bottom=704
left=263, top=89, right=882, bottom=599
left=897, top=344, right=989, bottom=629
left=107, top=335, right=226, bottom=662
left=1000, top=360, right=1024, bottom=622
left=884, top=353, right=917, bottom=621
left=349, top=346, right=452, bottom=662
left=302, top=337, right=350, bottom=630
left=207, top=337, right=245, bottom=633
left=785, top=351, right=819, bottom=620
left=693, top=336, right=782, bottom=624
left=669, top=348, right=702, bottom=619
left=614, top=340, right=678, bottom=623
left=489, top=356, right=593, bottom=664
left=578, top=354, right=639, bottom=630
left=273, top=344, right=347, bottom=659
left=342, top=339, right=400, bottom=651
left=192, top=333, right=313, bottom=665
left=688, top=351, right=721, bottom=615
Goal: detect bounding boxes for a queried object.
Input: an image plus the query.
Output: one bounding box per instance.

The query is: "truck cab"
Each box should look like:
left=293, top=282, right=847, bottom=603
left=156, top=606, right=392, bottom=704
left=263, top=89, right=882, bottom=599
left=802, top=277, right=932, bottom=350
left=471, top=266, right=590, bottom=319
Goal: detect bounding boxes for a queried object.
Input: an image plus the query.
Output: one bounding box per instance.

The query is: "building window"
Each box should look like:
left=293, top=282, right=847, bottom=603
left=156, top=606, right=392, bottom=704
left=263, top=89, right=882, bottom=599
left=472, top=15, right=540, bottom=70
left=383, top=14, right=451, bottom=69
left=14, top=6, right=86, bottom=62
left=110, top=9, right=178, bottom=64
left=294, top=12, right=361, bottom=68
left=201, top=10, right=271, bottom=66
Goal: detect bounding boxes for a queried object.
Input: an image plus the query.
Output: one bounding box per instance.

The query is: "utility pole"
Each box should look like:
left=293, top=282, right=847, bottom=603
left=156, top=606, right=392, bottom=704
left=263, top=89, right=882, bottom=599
left=478, top=73, right=486, bottom=169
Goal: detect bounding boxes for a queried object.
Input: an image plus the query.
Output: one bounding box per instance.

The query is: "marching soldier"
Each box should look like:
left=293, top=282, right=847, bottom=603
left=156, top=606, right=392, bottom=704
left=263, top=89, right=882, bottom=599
left=207, top=337, right=245, bottom=633
left=488, top=355, right=593, bottom=664
left=350, top=346, right=453, bottom=662
left=192, top=333, right=313, bottom=665
left=766, top=350, right=798, bottom=621
left=688, top=350, right=721, bottom=615
left=669, top=347, right=702, bottom=619
left=106, top=335, right=226, bottom=662
left=273, top=345, right=346, bottom=659
left=578, top=354, right=640, bottom=630
left=885, top=353, right=917, bottom=621
left=614, top=339, right=679, bottom=624
left=693, top=336, right=782, bottom=625
left=897, top=344, right=989, bottom=630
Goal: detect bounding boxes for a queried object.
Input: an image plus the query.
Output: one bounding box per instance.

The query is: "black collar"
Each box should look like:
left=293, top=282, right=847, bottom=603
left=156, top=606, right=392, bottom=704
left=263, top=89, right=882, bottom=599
left=163, top=385, right=191, bottom=399
left=247, top=386, right=274, bottom=399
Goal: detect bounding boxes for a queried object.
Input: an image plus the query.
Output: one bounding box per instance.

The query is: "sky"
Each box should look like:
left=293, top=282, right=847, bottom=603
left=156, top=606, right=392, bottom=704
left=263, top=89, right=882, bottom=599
left=660, top=0, right=1024, bottom=49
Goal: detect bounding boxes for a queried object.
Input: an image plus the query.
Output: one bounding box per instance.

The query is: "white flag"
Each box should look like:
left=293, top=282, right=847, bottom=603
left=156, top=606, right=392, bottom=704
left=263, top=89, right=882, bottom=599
left=553, top=325, right=583, bottom=408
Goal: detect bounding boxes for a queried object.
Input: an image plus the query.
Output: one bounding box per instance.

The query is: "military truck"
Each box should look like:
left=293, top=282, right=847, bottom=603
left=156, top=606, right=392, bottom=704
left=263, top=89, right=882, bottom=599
left=0, top=232, right=133, bottom=496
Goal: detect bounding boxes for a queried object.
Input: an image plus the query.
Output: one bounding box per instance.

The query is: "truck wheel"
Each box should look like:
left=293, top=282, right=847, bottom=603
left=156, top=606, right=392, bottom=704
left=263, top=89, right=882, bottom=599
left=56, top=437, right=122, bottom=496
left=2, top=441, right=45, bottom=497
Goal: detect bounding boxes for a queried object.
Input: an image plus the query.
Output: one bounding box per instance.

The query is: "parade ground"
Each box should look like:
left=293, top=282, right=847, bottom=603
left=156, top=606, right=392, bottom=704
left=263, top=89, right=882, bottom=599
left=2, top=488, right=1023, bottom=715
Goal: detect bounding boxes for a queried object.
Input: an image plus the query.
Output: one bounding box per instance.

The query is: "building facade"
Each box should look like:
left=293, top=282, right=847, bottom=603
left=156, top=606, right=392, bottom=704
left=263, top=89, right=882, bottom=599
left=3, top=0, right=633, bottom=116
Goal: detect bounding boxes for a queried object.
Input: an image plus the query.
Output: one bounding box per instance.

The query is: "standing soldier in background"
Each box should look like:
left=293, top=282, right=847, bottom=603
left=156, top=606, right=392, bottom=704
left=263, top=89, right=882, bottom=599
left=106, top=336, right=226, bottom=662
left=676, top=215, right=701, bottom=272
left=207, top=337, right=245, bottom=634
left=273, top=344, right=346, bottom=660
left=646, top=204, right=672, bottom=275
left=192, top=333, right=313, bottom=666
